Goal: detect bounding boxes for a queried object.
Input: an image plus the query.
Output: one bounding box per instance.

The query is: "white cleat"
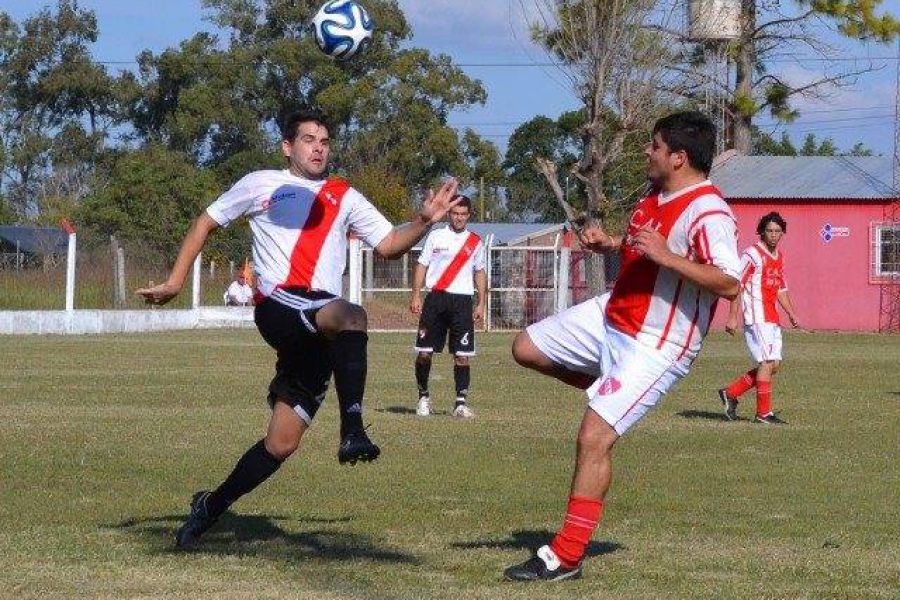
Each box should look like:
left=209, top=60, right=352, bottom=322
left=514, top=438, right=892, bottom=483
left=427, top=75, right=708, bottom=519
left=416, top=396, right=432, bottom=416
left=451, top=403, right=475, bottom=419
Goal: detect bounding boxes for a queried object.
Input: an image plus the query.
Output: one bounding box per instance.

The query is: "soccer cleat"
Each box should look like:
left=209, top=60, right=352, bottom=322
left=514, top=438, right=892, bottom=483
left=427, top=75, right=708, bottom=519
left=503, top=545, right=583, bottom=582
left=718, top=388, right=738, bottom=421
left=451, top=402, right=475, bottom=419
left=754, top=412, right=787, bottom=425
left=416, top=395, right=432, bottom=417
left=338, top=428, right=381, bottom=465
left=175, top=490, right=219, bottom=548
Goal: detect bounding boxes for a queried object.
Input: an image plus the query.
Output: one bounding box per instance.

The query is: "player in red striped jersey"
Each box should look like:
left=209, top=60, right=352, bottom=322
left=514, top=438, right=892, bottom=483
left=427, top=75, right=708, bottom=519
left=137, top=110, right=462, bottom=548
left=504, top=112, right=740, bottom=582
left=409, top=195, right=487, bottom=418
left=718, top=212, right=800, bottom=424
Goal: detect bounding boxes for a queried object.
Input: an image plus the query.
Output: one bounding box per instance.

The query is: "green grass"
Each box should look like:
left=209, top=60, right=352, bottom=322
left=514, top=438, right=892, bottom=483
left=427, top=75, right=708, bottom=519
left=1, top=331, right=898, bottom=599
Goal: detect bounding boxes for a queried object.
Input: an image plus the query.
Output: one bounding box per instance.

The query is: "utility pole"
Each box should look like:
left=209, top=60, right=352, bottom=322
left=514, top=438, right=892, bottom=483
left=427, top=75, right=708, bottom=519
left=479, top=176, right=485, bottom=221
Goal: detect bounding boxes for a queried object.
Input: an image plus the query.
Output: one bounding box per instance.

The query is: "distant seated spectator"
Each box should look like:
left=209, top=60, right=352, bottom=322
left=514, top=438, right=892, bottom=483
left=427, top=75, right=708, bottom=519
left=224, top=271, right=253, bottom=306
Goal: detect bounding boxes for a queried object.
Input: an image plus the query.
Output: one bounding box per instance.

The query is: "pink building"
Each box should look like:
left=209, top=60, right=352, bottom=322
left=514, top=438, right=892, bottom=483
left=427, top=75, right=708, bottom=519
left=710, top=154, right=899, bottom=332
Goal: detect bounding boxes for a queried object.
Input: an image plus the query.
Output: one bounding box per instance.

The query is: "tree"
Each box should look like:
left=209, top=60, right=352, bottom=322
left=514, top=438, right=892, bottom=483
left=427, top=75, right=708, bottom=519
left=0, top=1, right=117, bottom=220
left=460, top=129, right=504, bottom=221
left=120, top=0, right=487, bottom=196
left=521, top=0, right=687, bottom=222
left=753, top=128, right=874, bottom=156
left=726, top=0, right=900, bottom=153
left=78, top=145, right=221, bottom=261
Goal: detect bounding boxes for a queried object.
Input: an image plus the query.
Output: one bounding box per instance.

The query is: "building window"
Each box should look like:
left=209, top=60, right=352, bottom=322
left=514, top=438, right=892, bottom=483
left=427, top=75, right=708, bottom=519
left=875, top=224, right=900, bottom=278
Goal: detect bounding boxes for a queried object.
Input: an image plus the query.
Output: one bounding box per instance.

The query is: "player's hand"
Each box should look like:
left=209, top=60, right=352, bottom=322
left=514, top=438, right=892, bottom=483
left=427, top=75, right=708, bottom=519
left=409, top=295, right=423, bottom=315
left=577, top=225, right=616, bottom=253
left=418, top=178, right=460, bottom=225
left=725, top=318, right=739, bottom=336
left=789, top=315, right=800, bottom=328
left=473, top=304, right=485, bottom=326
left=136, top=281, right=181, bottom=306
left=630, top=224, right=672, bottom=265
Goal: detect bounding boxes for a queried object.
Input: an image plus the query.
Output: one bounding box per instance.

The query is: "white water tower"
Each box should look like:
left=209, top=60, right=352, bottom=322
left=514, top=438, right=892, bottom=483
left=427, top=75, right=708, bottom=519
left=686, top=0, right=741, bottom=153
left=687, top=0, right=741, bottom=41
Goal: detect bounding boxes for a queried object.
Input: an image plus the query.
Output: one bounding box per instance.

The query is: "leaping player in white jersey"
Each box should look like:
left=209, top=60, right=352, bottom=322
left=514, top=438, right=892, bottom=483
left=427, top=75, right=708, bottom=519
left=503, top=112, right=741, bottom=582
left=409, top=194, right=487, bottom=418
left=136, top=110, right=462, bottom=549
left=718, top=211, right=799, bottom=424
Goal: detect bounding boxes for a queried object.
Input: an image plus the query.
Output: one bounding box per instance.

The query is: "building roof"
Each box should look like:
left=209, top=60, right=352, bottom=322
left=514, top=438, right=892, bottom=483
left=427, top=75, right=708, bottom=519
left=0, top=226, right=68, bottom=254
left=710, top=154, right=898, bottom=201
left=463, top=222, right=565, bottom=246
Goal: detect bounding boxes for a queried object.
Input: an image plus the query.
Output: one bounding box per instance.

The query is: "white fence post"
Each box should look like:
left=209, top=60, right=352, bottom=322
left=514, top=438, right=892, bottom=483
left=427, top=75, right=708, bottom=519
left=192, top=253, right=201, bottom=309
left=557, top=245, right=570, bottom=313
left=65, top=232, right=76, bottom=311
left=348, top=238, right=362, bottom=305
left=485, top=234, right=494, bottom=331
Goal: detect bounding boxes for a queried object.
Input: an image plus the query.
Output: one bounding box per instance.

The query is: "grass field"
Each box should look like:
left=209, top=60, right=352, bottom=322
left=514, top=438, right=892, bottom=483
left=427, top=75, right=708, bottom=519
left=1, top=330, right=898, bottom=599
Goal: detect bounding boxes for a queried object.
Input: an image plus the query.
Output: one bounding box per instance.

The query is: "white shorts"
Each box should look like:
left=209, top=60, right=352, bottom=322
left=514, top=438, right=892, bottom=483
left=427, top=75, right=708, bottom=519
left=526, top=295, right=689, bottom=436
left=744, top=323, right=783, bottom=363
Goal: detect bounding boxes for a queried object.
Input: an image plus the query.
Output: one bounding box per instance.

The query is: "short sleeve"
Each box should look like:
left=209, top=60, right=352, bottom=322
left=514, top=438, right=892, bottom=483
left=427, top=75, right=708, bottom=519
left=473, top=239, right=486, bottom=271
left=346, top=188, right=393, bottom=249
left=690, top=212, right=740, bottom=280
left=417, top=232, right=434, bottom=266
left=206, top=173, right=269, bottom=228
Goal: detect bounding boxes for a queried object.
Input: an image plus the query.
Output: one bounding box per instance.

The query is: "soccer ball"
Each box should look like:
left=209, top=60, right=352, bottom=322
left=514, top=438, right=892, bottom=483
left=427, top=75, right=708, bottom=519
left=311, top=0, right=374, bottom=61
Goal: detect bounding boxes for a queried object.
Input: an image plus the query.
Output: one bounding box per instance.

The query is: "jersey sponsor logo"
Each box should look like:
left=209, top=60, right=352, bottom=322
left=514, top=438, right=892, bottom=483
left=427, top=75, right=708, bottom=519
left=262, top=190, right=297, bottom=210
left=596, top=377, right=622, bottom=395
left=460, top=332, right=470, bottom=346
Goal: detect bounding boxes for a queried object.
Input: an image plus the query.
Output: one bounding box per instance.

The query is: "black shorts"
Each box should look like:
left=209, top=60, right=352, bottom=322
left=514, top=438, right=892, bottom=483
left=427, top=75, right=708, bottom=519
left=414, top=291, right=475, bottom=356
left=254, top=290, right=337, bottom=423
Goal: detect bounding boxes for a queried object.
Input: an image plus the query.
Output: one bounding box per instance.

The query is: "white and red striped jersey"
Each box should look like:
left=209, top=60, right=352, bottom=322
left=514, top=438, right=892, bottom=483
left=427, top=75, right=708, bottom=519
left=739, top=243, right=786, bottom=325
left=418, top=226, right=486, bottom=296
left=605, top=180, right=740, bottom=364
left=206, top=170, right=393, bottom=298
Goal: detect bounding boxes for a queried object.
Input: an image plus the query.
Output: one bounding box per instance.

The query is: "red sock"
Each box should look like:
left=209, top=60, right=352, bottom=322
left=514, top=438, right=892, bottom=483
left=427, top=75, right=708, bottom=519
left=725, top=369, right=757, bottom=399
left=756, top=380, right=772, bottom=416
left=549, top=496, right=603, bottom=568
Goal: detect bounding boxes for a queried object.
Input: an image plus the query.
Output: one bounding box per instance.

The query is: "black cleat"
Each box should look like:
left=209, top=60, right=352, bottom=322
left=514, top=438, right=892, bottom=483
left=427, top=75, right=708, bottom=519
left=754, top=412, right=787, bottom=425
left=175, top=490, right=218, bottom=548
left=718, top=388, right=738, bottom=421
left=503, top=545, right=583, bottom=582
left=338, top=428, right=381, bottom=465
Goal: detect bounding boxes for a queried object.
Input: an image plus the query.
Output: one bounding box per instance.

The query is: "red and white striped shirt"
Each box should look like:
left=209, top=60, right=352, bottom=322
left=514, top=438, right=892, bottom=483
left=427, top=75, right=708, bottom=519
left=418, top=227, right=486, bottom=296
left=605, top=180, right=740, bottom=364
left=206, top=170, right=393, bottom=298
left=739, top=243, right=786, bottom=325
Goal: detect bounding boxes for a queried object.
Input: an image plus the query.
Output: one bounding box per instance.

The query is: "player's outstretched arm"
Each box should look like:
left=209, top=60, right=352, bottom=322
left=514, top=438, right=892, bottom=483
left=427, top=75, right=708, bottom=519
left=375, top=179, right=460, bottom=259
left=136, top=213, right=220, bottom=305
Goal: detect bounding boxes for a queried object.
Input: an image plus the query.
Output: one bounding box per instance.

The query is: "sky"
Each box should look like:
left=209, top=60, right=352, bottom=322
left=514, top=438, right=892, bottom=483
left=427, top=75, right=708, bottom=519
left=2, top=0, right=899, bottom=157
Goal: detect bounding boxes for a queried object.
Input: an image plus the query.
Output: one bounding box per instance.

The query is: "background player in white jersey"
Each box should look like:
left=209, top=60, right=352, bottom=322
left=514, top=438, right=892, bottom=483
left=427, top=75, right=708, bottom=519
left=409, top=195, right=487, bottom=418
left=503, top=112, right=741, bottom=582
left=136, top=110, right=461, bottom=548
left=718, top=212, right=799, bottom=424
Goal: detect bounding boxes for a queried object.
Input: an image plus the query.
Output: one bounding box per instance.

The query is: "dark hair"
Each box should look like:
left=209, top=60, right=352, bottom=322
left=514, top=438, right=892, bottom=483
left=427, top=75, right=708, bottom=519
left=652, top=111, right=716, bottom=175
left=756, top=212, right=787, bottom=235
left=453, top=194, right=473, bottom=212
left=281, top=110, right=331, bottom=142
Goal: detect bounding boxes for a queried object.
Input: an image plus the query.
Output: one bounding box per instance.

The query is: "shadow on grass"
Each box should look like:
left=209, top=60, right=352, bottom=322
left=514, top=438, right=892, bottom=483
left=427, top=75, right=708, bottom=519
left=677, top=409, right=740, bottom=422
left=451, top=529, right=622, bottom=558
left=377, top=406, right=449, bottom=416
left=114, top=511, right=419, bottom=564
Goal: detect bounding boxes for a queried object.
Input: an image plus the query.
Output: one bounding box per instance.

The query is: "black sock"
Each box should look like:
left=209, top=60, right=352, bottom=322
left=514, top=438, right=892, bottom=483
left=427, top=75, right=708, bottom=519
left=415, top=358, right=431, bottom=396
left=207, top=439, right=283, bottom=517
left=330, top=331, right=367, bottom=438
left=454, top=364, right=470, bottom=401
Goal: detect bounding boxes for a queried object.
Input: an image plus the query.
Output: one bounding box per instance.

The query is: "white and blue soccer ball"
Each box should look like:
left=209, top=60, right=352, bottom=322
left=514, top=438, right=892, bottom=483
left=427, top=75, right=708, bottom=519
left=311, top=0, right=374, bottom=61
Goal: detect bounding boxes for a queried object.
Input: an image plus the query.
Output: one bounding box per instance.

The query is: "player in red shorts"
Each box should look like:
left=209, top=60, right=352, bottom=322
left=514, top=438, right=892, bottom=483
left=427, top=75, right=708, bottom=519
left=718, top=212, right=800, bottom=424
